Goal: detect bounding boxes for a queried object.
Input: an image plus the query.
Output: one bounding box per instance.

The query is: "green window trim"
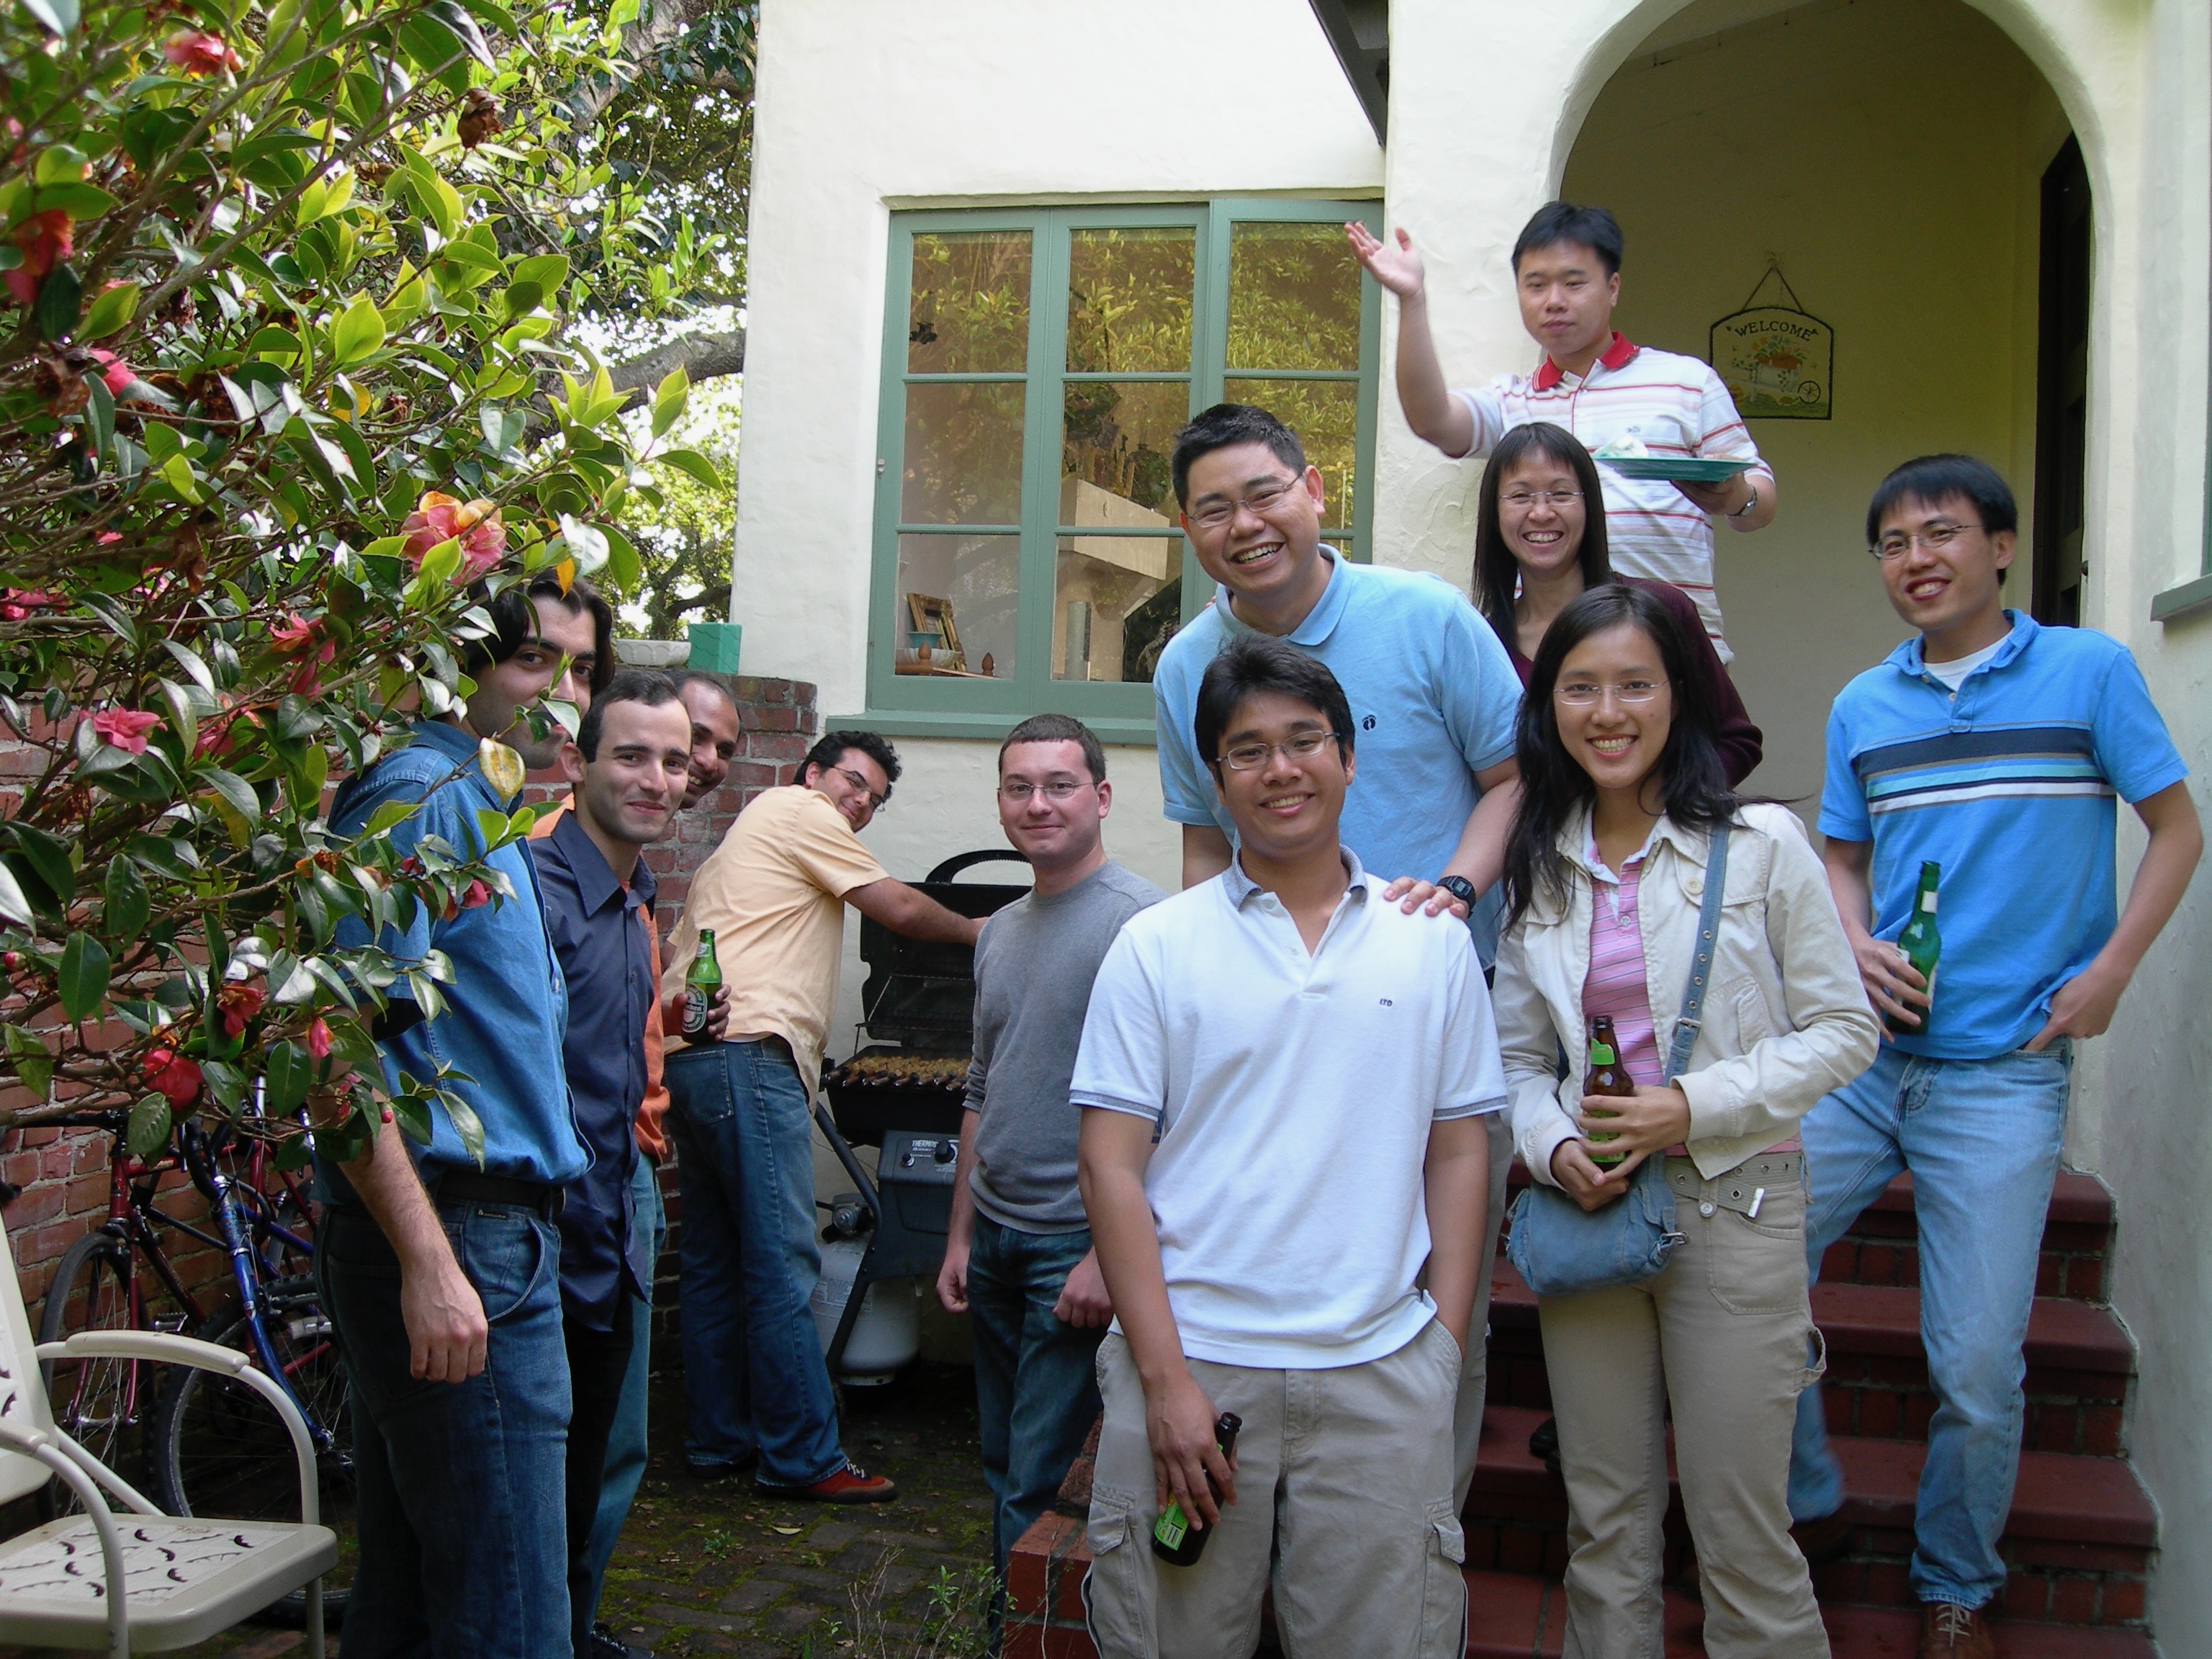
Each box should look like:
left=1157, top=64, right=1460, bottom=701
left=837, top=199, right=1382, bottom=743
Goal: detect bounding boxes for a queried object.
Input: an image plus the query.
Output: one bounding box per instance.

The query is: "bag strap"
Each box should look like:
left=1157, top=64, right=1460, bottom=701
left=1664, top=824, right=1732, bottom=1082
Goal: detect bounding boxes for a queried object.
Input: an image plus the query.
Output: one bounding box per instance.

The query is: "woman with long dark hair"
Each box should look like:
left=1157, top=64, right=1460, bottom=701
left=1474, top=422, right=1763, bottom=784
left=1491, top=584, right=1876, bottom=1657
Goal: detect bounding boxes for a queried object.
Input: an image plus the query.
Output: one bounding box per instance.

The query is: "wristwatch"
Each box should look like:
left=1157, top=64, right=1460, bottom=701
left=1730, top=483, right=1761, bottom=520
left=1437, top=875, right=1479, bottom=907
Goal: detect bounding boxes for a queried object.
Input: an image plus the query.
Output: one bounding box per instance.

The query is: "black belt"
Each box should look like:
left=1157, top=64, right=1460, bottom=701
left=428, top=1171, right=564, bottom=1218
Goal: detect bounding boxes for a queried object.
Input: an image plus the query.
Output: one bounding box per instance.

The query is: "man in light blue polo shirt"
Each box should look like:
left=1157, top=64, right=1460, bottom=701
left=1151, top=403, right=1521, bottom=1508
left=1788, top=456, right=2200, bottom=1659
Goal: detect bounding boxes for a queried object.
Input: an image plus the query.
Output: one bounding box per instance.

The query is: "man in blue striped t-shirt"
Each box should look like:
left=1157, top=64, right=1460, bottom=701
left=1789, top=455, right=2200, bottom=1659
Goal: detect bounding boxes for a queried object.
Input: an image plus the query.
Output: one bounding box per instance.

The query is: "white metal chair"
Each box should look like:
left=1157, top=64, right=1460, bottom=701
left=0, top=1221, right=335, bottom=1656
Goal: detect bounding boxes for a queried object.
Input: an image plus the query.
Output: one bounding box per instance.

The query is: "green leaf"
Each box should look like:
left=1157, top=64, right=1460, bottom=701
left=0, top=860, right=30, bottom=927
left=656, top=448, right=726, bottom=490
left=9, top=824, right=76, bottom=904
left=17, top=0, right=80, bottom=35
left=125, top=1093, right=172, bottom=1161
left=78, top=279, right=138, bottom=339
left=265, top=1040, right=314, bottom=1112
left=84, top=372, right=114, bottom=459
left=32, top=145, right=87, bottom=185
left=296, top=169, right=355, bottom=227
left=511, top=253, right=570, bottom=295
left=30, top=183, right=116, bottom=219
left=331, top=293, right=385, bottom=365
left=57, top=930, right=112, bottom=1021
left=34, top=260, right=81, bottom=341
left=499, top=279, right=543, bottom=319
left=4, top=1025, right=53, bottom=1097
left=104, top=855, right=149, bottom=941
left=446, top=1094, right=487, bottom=1166
left=198, top=767, right=261, bottom=822
left=650, top=366, right=689, bottom=439
left=161, top=638, right=215, bottom=693
left=554, top=514, right=607, bottom=576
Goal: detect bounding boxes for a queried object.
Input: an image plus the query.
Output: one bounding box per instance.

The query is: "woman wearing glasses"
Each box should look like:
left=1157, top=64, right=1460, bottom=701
left=1490, top=584, right=1877, bottom=1657
left=1473, top=422, right=1763, bottom=786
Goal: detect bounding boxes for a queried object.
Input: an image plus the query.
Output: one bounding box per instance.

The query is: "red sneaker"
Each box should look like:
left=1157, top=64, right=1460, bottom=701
left=756, top=1460, right=898, bottom=1504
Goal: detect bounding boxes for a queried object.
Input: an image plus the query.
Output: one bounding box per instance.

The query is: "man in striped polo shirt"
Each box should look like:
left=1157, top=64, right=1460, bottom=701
left=1349, top=201, right=1776, bottom=660
left=1791, top=455, right=2199, bottom=1659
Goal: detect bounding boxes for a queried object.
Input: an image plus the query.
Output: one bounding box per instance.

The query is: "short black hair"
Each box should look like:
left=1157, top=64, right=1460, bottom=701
left=999, top=713, right=1107, bottom=783
left=1170, top=403, right=1307, bottom=511
left=1193, top=634, right=1354, bottom=773
left=802, top=729, right=902, bottom=800
left=1473, top=422, right=1612, bottom=647
left=1866, top=455, right=2019, bottom=584
left=575, top=669, right=680, bottom=761
left=670, top=667, right=741, bottom=720
left=462, top=571, right=613, bottom=693
left=1511, top=201, right=1624, bottom=278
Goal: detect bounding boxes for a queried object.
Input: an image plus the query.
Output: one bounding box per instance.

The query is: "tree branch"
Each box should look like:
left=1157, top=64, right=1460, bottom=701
left=610, top=328, right=746, bottom=405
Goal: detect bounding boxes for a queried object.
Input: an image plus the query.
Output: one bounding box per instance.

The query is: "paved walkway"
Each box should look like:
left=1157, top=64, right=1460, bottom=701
left=0, top=1362, right=997, bottom=1659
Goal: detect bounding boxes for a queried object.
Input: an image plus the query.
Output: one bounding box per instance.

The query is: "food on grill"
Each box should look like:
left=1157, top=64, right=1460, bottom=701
left=835, top=1053, right=971, bottom=1089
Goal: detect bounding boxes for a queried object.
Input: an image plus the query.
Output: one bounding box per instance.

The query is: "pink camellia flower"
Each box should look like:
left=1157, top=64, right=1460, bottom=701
left=141, top=1047, right=204, bottom=1107
left=5, top=210, right=73, bottom=306
left=86, top=349, right=136, bottom=396
left=460, top=879, right=493, bottom=909
left=0, top=588, right=56, bottom=622
left=399, top=490, right=506, bottom=583
left=91, top=708, right=161, bottom=753
left=217, top=981, right=265, bottom=1040
left=163, top=30, right=244, bottom=75
left=306, top=1017, right=333, bottom=1060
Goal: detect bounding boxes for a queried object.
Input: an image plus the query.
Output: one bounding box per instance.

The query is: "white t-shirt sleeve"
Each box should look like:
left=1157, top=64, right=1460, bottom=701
left=1071, top=926, right=1170, bottom=1123
left=1696, top=364, right=1766, bottom=472
left=1435, top=932, right=1511, bottom=1119
left=1451, top=377, right=1514, bottom=460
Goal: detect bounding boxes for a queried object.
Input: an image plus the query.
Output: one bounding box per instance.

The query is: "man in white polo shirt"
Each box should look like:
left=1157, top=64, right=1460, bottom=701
left=1074, top=634, right=1505, bottom=1659
left=1349, top=201, right=1778, bottom=660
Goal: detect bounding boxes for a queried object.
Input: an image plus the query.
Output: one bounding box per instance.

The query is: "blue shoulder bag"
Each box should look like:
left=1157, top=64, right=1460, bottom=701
left=1503, top=824, right=1730, bottom=1298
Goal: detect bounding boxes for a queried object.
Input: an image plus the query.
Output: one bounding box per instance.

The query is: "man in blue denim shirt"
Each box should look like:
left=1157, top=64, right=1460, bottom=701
left=316, top=570, right=603, bottom=1659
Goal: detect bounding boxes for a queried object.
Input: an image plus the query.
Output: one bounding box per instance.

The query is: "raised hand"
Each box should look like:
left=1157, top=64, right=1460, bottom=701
left=1345, top=222, right=1427, bottom=301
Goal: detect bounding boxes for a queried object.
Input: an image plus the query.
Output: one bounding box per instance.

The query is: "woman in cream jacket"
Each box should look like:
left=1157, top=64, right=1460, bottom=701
left=1491, top=584, right=1878, bottom=1658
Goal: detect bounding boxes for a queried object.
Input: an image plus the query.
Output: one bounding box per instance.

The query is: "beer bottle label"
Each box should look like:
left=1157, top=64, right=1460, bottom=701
left=683, top=986, right=710, bottom=1037
left=1153, top=1502, right=1189, bottom=1550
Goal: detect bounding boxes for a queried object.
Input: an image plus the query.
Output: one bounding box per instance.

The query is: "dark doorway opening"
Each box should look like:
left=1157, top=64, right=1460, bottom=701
left=2033, top=135, right=2090, bottom=627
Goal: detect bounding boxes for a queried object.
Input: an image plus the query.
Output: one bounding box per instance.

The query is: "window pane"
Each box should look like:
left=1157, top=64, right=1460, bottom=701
left=1062, top=379, right=1186, bottom=523
left=1228, top=222, right=1361, bottom=372
left=1054, top=536, right=1182, bottom=683
left=896, top=534, right=1018, bottom=678
left=1226, top=377, right=1356, bottom=530
left=902, top=382, right=1025, bottom=524
left=908, top=231, right=1031, bottom=373
left=1066, top=228, right=1196, bottom=373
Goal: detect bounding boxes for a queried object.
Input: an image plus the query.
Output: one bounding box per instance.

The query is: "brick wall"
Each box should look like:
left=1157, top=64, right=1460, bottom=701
left=2, top=672, right=818, bottom=1338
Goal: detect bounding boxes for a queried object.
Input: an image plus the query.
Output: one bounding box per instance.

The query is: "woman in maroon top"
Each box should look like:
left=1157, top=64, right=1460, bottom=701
left=1474, top=422, right=1763, bottom=785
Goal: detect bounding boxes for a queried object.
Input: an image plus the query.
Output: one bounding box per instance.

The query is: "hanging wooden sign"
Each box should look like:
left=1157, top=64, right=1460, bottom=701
left=1710, top=263, right=1833, bottom=421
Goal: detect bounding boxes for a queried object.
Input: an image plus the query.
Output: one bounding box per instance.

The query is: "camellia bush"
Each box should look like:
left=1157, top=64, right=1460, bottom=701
left=0, top=0, right=722, bottom=1163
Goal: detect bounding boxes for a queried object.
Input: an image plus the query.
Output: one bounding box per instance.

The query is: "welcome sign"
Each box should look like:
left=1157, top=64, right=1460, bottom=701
left=1711, top=305, right=1833, bottom=420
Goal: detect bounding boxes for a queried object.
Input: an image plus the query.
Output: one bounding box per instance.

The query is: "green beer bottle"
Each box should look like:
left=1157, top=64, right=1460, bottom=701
left=681, top=930, right=721, bottom=1039
left=1151, top=1412, right=1241, bottom=1566
left=1888, top=862, right=1941, bottom=1038
left=1585, top=1014, right=1635, bottom=1166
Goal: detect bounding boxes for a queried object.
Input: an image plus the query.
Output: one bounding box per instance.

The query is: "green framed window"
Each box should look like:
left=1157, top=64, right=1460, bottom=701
left=851, top=199, right=1382, bottom=744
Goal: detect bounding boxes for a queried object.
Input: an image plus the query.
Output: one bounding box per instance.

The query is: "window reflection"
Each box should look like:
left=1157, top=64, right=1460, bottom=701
left=1053, top=538, right=1180, bottom=683
left=1067, top=229, right=1195, bottom=374
left=897, top=534, right=1018, bottom=677
left=1228, top=222, right=1362, bottom=372
left=909, top=233, right=1031, bottom=374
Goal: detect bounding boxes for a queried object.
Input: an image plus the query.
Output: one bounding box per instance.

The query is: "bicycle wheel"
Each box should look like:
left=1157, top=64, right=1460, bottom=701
left=35, top=1231, right=148, bottom=1518
left=148, top=1286, right=356, bottom=1626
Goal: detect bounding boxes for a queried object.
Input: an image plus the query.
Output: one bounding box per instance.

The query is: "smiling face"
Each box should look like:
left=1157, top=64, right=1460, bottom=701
left=465, top=596, right=599, bottom=768
left=1496, top=451, right=1589, bottom=585
left=678, top=680, right=742, bottom=809
left=1554, top=621, right=1673, bottom=806
left=1210, top=690, right=1353, bottom=867
left=1179, top=441, right=1331, bottom=619
left=1514, top=240, right=1620, bottom=370
left=1875, top=492, right=2015, bottom=649
left=996, top=738, right=1109, bottom=874
left=805, top=747, right=890, bottom=832
left=565, top=696, right=693, bottom=851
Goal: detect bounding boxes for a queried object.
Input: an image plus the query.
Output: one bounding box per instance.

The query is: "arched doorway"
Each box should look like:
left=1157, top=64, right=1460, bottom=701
left=1557, top=0, right=2077, bottom=811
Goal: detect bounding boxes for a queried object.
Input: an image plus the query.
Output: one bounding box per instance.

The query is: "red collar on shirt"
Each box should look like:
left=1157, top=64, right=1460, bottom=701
left=1532, top=331, right=1639, bottom=392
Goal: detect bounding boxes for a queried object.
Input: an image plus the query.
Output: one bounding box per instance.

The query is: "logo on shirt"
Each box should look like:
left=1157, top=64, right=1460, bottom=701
left=1378, top=997, right=1393, bottom=1007
left=1361, top=714, right=1377, bottom=731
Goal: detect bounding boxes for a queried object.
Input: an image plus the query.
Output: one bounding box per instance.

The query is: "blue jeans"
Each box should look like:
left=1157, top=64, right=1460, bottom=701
left=968, top=1216, right=1105, bottom=1575
left=1788, top=1040, right=2072, bottom=1609
left=317, top=1198, right=572, bottom=1659
left=580, top=1154, right=665, bottom=1622
left=665, top=1040, right=842, bottom=1485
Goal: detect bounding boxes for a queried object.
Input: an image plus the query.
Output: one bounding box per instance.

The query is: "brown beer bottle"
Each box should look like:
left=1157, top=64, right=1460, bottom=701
left=1151, top=1413, right=1242, bottom=1566
left=1586, top=1014, right=1636, bottom=1166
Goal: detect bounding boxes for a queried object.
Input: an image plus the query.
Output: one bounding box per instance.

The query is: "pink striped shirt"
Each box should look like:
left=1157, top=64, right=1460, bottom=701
left=1455, top=334, right=1770, bottom=662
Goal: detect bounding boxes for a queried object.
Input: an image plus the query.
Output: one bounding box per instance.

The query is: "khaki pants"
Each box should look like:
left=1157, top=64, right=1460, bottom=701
left=1452, top=1111, right=1514, bottom=1509
left=1084, top=1321, right=1467, bottom=1659
left=1538, top=1159, right=1828, bottom=1659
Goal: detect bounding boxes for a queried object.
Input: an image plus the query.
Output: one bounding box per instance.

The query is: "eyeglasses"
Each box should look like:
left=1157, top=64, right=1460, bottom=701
left=1187, top=476, right=1303, bottom=533
left=835, top=765, right=890, bottom=812
left=1555, top=678, right=1668, bottom=706
left=1871, top=520, right=1982, bottom=560
left=1499, top=489, right=1583, bottom=510
left=997, top=779, right=1095, bottom=804
left=1217, top=731, right=1339, bottom=771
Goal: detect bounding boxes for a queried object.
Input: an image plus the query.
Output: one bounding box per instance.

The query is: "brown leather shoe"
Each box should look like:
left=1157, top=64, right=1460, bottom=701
left=1919, top=1601, right=1995, bottom=1658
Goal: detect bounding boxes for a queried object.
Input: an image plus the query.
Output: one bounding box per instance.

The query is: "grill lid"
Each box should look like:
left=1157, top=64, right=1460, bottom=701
left=855, top=849, right=1030, bottom=1043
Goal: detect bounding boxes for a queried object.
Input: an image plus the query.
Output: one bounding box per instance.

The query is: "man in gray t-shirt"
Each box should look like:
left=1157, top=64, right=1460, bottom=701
left=938, top=715, right=1164, bottom=1578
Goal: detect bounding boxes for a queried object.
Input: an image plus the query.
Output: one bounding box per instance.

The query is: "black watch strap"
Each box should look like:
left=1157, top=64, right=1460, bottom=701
left=1437, top=875, right=1478, bottom=905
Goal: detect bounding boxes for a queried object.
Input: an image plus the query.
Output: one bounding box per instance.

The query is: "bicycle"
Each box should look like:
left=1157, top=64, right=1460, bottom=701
left=29, top=1094, right=356, bottom=1626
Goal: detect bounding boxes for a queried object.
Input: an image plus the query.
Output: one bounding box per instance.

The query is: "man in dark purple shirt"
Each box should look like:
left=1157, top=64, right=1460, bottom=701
left=529, top=670, right=698, bottom=1659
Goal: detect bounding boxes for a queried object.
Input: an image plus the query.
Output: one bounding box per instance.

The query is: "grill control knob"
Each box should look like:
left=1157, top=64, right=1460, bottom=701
left=934, top=1138, right=958, bottom=1166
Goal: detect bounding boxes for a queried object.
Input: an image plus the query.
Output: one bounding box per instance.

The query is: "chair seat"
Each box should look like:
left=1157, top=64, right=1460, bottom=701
left=0, top=1515, right=337, bottom=1652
